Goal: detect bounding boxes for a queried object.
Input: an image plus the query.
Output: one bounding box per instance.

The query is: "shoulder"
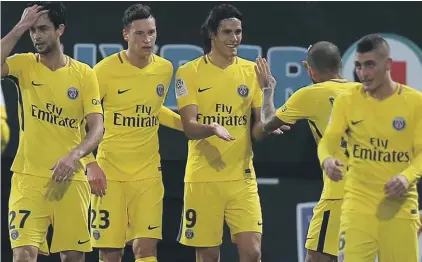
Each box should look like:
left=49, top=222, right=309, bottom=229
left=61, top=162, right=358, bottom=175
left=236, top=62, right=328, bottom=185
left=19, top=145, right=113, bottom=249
left=69, top=58, right=94, bottom=77
left=236, top=57, right=256, bottom=73
left=152, top=54, right=174, bottom=74
left=93, top=52, right=123, bottom=75
left=6, top=53, right=37, bottom=68
left=176, top=56, right=205, bottom=75
left=400, top=84, right=422, bottom=100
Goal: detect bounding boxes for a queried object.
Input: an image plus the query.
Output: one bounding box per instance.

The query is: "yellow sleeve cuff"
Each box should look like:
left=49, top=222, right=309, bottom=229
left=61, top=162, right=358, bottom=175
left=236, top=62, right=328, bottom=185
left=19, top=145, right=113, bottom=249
left=159, top=107, right=183, bottom=131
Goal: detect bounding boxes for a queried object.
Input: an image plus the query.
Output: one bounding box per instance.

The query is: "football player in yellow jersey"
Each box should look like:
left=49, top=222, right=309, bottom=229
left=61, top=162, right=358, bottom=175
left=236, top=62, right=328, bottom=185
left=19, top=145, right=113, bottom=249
left=254, top=41, right=359, bottom=261
left=175, top=4, right=288, bottom=262
left=85, top=4, right=183, bottom=262
left=1, top=84, right=10, bottom=153
left=1, top=2, right=105, bottom=261
left=319, top=34, right=422, bottom=262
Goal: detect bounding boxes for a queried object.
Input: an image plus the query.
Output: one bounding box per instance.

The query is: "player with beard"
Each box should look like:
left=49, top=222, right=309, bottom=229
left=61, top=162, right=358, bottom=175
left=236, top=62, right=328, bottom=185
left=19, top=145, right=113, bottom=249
left=175, top=4, right=288, bottom=262
left=319, top=34, right=422, bottom=261
left=254, top=41, right=361, bottom=261
left=1, top=2, right=105, bottom=261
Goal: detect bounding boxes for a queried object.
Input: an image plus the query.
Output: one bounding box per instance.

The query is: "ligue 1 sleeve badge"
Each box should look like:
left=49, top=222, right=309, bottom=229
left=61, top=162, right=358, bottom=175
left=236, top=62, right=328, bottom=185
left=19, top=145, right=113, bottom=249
left=392, top=117, right=406, bottom=131
left=67, top=87, right=79, bottom=100
left=237, top=85, right=249, bottom=98
left=156, top=84, right=165, bottom=97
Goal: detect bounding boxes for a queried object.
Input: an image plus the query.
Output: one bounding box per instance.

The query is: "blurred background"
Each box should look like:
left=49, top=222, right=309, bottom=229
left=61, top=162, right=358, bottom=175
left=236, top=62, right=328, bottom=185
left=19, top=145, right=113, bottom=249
left=1, top=1, right=422, bottom=261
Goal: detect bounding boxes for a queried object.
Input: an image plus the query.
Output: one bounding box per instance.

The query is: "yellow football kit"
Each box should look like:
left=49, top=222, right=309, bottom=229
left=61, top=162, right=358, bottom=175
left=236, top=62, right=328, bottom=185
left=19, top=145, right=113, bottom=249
left=6, top=53, right=102, bottom=254
left=90, top=51, right=177, bottom=248
left=276, top=79, right=357, bottom=256
left=1, top=86, right=9, bottom=152
left=318, top=84, right=422, bottom=261
left=175, top=56, right=263, bottom=247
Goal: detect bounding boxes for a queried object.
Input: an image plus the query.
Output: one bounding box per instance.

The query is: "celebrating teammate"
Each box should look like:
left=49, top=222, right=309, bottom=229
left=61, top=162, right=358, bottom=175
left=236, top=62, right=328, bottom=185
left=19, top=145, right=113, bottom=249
left=318, top=34, right=422, bottom=261
left=1, top=84, right=10, bottom=153
left=175, top=4, right=288, bottom=262
left=1, top=2, right=105, bottom=261
left=86, top=4, right=183, bottom=262
left=256, top=41, right=360, bottom=261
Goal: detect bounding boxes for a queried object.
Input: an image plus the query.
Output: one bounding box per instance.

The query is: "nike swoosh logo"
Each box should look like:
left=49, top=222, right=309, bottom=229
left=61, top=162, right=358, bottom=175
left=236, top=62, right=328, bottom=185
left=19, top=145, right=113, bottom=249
left=257, top=222, right=263, bottom=226
left=117, top=89, right=131, bottom=94
left=78, top=239, right=90, bottom=244
left=32, top=81, right=44, bottom=86
left=148, top=225, right=160, bottom=230
left=198, top=87, right=212, bottom=93
left=351, top=120, right=364, bottom=125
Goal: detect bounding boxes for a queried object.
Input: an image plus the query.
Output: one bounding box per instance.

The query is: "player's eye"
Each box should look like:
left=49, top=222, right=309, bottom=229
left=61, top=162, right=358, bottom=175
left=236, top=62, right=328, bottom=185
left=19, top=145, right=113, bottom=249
left=148, top=30, right=156, bottom=36
left=235, top=29, right=242, bottom=35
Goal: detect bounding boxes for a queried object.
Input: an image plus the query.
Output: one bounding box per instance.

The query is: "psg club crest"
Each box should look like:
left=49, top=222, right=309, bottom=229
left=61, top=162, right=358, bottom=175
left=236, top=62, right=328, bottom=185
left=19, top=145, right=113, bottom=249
left=237, top=85, right=249, bottom=98
left=10, top=230, right=19, bottom=240
left=67, top=87, right=79, bottom=100
left=156, top=84, right=165, bottom=97
left=92, top=230, right=101, bottom=240
left=392, top=117, right=406, bottom=131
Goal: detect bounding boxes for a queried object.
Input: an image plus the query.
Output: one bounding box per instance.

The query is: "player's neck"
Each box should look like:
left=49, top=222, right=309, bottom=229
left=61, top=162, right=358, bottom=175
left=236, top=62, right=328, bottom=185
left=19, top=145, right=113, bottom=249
left=319, top=73, right=342, bottom=82
left=39, top=48, right=67, bottom=71
left=125, top=49, right=151, bottom=69
left=207, top=51, right=235, bottom=69
left=369, top=79, right=397, bottom=100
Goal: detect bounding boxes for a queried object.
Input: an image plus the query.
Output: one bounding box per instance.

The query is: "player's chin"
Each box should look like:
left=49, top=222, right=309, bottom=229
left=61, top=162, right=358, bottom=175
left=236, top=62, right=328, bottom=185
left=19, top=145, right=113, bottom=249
left=226, top=49, right=237, bottom=57
left=362, top=83, right=375, bottom=92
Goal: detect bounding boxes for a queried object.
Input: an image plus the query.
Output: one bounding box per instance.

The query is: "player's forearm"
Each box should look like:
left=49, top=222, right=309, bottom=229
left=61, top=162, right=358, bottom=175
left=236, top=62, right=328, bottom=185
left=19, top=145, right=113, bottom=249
left=317, top=132, right=343, bottom=167
left=1, top=25, right=26, bottom=67
left=401, top=151, right=422, bottom=185
left=71, top=113, right=104, bottom=160
left=80, top=153, right=97, bottom=168
left=159, top=106, right=183, bottom=131
left=251, top=122, right=267, bottom=141
left=183, top=121, right=216, bottom=140
left=261, top=88, right=276, bottom=123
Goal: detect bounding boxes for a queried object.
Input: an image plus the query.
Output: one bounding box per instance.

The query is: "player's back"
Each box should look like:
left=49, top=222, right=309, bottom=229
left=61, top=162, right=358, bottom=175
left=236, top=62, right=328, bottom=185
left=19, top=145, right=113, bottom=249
left=6, top=53, right=102, bottom=180
left=277, top=79, right=359, bottom=199
left=94, top=51, right=173, bottom=180
left=175, top=56, right=262, bottom=182
left=338, top=84, right=422, bottom=219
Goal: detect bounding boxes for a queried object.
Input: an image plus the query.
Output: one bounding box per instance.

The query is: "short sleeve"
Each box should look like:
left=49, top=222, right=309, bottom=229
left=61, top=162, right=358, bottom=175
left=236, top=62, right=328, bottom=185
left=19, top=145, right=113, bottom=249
left=251, top=79, right=263, bottom=108
left=275, top=88, right=314, bottom=124
left=5, top=53, right=34, bottom=78
left=81, top=67, right=103, bottom=117
left=175, top=66, right=197, bottom=110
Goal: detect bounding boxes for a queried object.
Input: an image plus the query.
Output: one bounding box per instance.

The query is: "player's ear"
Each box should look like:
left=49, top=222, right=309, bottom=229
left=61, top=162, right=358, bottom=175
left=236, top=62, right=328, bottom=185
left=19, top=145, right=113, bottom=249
left=386, top=57, right=393, bottom=71
left=56, top=24, right=65, bottom=37
left=302, top=60, right=309, bottom=71
left=122, top=28, right=129, bottom=42
left=208, top=29, right=214, bottom=40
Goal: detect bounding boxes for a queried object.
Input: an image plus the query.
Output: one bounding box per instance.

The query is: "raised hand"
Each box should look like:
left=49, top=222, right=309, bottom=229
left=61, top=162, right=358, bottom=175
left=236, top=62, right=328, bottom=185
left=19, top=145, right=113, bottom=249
left=18, top=5, right=49, bottom=31
left=255, top=56, right=276, bottom=90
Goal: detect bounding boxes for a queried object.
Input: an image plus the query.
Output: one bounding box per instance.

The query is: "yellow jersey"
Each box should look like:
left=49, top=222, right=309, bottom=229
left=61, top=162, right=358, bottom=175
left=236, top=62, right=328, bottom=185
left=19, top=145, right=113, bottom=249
left=94, top=51, right=173, bottom=181
left=175, top=56, right=262, bottom=182
left=1, top=86, right=9, bottom=152
left=318, top=84, right=422, bottom=219
left=276, top=79, right=359, bottom=199
left=6, top=53, right=103, bottom=180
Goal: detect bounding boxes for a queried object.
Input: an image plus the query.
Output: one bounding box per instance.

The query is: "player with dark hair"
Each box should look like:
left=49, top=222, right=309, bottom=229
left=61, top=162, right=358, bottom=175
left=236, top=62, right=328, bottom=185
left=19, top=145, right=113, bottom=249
left=254, top=41, right=360, bottom=261
left=86, top=4, right=183, bottom=262
left=319, top=34, right=422, bottom=261
left=175, top=4, right=288, bottom=262
left=1, top=2, right=105, bottom=261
